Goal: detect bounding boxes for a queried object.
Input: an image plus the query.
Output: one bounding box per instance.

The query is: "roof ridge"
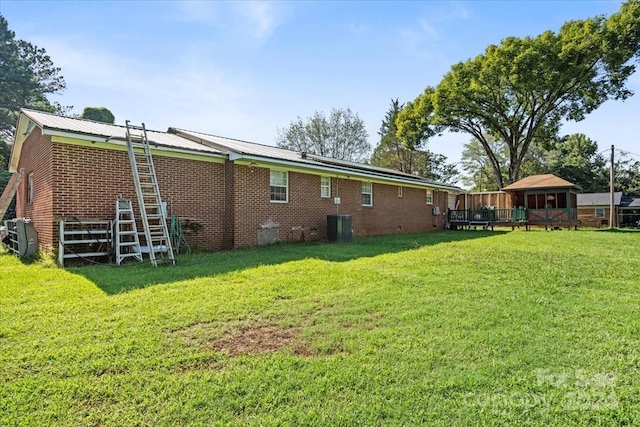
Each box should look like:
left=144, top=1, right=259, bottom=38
left=170, top=127, right=282, bottom=149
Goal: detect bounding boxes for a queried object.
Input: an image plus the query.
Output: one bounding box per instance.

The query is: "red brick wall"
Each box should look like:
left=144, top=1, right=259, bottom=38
left=15, top=129, right=55, bottom=252
left=578, top=207, right=612, bottom=227
left=12, top=134, right=227, bottom=252
left=232, top=166, right=450, bottom=247
left=50, top=142, right=226, bottom=251
left=15, top=131, right=453, bottom=254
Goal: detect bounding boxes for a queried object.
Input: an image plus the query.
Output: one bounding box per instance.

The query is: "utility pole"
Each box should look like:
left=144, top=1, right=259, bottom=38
left=610, top=144, right=615, bottom=228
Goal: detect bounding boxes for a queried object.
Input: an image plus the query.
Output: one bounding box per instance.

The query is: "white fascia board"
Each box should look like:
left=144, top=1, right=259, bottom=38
left=229, top=152, right=461, bottom=192
left=45, top=129, right=224, bottom=159
left=43, top=128, right=110, bottom=143
left=9, top=115, right=30, bottom=172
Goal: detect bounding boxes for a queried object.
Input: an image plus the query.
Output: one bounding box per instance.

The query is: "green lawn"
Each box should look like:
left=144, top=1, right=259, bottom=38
left=2, top=229, right=640, bottom=426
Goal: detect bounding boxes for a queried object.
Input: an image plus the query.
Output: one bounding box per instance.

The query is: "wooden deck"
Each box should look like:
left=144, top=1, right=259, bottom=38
left=448, top=208, right=579, bottom=231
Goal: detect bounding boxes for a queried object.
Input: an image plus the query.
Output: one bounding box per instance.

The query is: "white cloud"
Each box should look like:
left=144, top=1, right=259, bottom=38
left=174, top=1, right=289, bottom=44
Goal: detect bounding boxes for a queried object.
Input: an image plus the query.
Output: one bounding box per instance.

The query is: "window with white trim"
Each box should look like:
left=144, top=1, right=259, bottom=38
left=426, top=189, right=433, bottom=205
left=270, top=170, right=288, bottom=202
left=321, top=176, right=331, bottom=198
left=398, top=186, right=403, bottom=198
left=362, top=182, right=373, bottom=206
left=27, top=173, right=34, bottom=203
left=595, top=208, right=605, bottom=218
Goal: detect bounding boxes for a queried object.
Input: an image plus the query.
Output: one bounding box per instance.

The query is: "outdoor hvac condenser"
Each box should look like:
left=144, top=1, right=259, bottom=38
left=3, top=218, right=38, bottom=258
left=327, top=214, right=352, bottom=242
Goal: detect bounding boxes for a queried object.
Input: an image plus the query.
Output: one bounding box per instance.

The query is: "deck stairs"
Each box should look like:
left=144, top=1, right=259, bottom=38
left=114, top=198, right=143, bottom=265
left=124, top=121, right=175, bottom=266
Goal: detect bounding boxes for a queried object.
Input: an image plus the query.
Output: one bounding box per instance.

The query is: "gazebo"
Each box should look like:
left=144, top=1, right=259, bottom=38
left=501, top=174, right=581, bottom=229
left=448, top=174, right=581, bottom=230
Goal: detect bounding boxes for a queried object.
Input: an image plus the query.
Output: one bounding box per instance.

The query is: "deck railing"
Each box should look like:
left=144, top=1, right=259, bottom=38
left=448, top=208, right=578, bottom=224
left=448, top=208, right=526, bottom=223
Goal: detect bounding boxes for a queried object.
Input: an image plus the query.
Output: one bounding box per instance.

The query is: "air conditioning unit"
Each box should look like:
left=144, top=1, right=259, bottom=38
left=432, top=206, right=440, bottom=215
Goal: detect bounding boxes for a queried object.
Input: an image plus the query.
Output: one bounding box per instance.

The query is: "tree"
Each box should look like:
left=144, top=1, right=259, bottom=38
left=399, top=0, right=640, bottom=188
left=615, top=157, right=640, bottom=195
left=276, top=108, right=370, bottom=163
left=411, top=151, right=460, bottom=184
left=460, top=137, right=507, bottom=191
left=1, top=15, right=67, bottom=144
left=371, top=99, right=412, bottom=172
left=541, top=133, right=608, bottom=192
left=371, top=99, right=459, bottom=183
left=79, top=107, right=115, bottom=124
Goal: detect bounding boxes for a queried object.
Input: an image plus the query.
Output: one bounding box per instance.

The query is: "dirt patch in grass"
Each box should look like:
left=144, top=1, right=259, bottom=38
left=213, top=325, right=311, bottom=356
left=169, top=321, right=312, bottom=357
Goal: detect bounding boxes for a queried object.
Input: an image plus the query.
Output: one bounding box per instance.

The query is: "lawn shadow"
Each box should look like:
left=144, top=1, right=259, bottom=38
left=593, top=228, right=640, bottom=233
left=71, top=230, right=507, bottom=295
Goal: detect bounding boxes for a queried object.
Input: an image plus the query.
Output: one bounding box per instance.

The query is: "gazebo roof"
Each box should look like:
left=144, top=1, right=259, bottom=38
left=501, top=174, right=582, bottom=192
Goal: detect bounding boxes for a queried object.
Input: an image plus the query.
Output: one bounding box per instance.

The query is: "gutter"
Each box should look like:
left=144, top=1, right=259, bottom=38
left=228, top=152, right=461, bottom=192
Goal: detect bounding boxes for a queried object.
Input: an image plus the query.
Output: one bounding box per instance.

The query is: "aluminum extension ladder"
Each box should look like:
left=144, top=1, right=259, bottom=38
left=0, top=168, right=24, bottom=219
left=114, top=198, right=143, bottom=265
left=124, top=121, right=175, bottom=266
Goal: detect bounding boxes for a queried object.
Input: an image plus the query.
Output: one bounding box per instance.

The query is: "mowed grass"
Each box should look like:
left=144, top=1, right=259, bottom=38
left=1, top=229, right=640, bottom=426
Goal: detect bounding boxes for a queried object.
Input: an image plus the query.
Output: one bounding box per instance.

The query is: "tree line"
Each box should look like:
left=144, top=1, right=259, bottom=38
left=2, top=1, right=640, bottom=200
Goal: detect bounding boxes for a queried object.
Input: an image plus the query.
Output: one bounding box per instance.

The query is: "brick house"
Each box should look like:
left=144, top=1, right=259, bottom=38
left=7, top=109, right=460, bottom=253
left=576, top=192, right=640, bottom=228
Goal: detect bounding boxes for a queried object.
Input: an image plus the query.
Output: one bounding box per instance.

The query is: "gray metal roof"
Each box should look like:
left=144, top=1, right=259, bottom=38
left=16, top=109, right=460, bottom=191
left=20, top=109, right=223, bottom=155
left=577, top=192, right=623, bottom=206
left=169, top=127, right=315, bottom=163
left=170, top=127, right=460, bottom=190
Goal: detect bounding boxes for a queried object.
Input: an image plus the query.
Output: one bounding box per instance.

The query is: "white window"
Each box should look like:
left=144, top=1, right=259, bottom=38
left=426, top=189, right=433, bottom=205
left=270, top=170, right=288, bottom=202
left=362, top=182, right=373, bottom=206
left=398, top=186, right=403, bottom=198
left=27, top=173, right=34, bottom=203
left=321, top=176, right=331, bottom=198
left=595, top=208, right=605, bottom=218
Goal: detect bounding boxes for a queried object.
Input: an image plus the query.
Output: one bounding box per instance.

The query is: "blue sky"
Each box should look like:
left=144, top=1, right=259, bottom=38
left=2, top=0, right=639, bottom=171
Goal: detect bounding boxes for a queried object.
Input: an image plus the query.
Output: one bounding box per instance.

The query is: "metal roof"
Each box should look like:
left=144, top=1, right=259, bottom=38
left=19, top=109, right=223, bottom=155
left=13, top=109, right=461, bottom=191
left=577, top=192, right=623, bottom=206
left=170, top=127, right=460, bottom=191
left=169, top=127, right=315, bottom=163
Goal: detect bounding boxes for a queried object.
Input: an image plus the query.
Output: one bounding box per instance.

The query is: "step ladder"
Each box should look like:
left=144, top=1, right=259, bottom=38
left=114, top=198, right=143, bottom=265
left=0, top=168, right=24, bottom=219
left=125, top=121, right=175, bottom=266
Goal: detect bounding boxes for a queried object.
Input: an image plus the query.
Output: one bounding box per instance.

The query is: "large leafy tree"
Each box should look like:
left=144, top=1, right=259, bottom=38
left=1, top=15, right=67, bottom=144
left=79, top=107, right=115, bottom=124
left=399, top=0, right=640, bottom=188
left=276, top=108, right=370, bottom=163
